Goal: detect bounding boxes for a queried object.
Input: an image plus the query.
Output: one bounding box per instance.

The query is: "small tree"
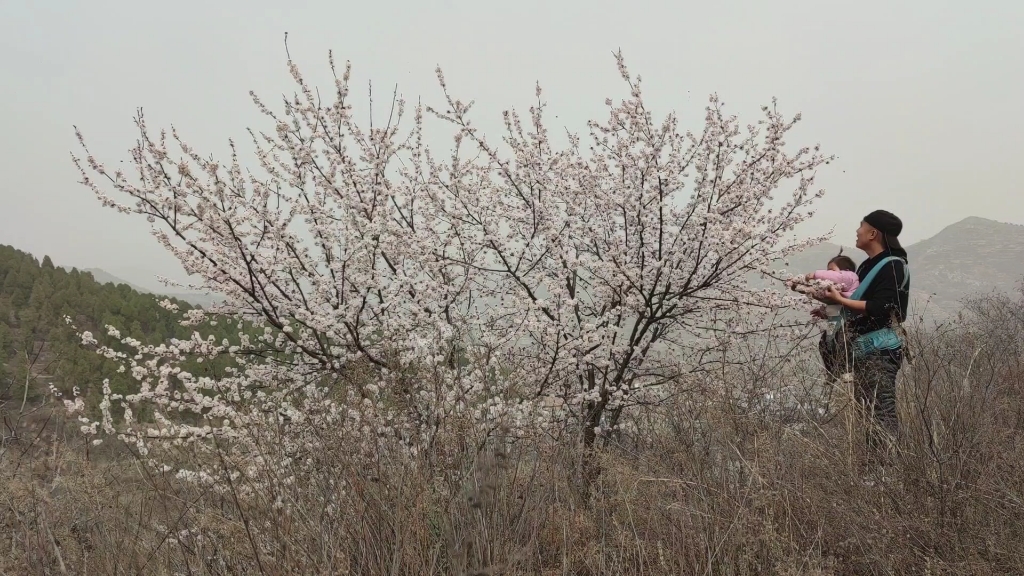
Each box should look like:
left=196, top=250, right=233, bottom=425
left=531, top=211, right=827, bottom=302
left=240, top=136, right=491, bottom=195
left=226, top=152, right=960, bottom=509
left=70, top=50, right=830, bottom=486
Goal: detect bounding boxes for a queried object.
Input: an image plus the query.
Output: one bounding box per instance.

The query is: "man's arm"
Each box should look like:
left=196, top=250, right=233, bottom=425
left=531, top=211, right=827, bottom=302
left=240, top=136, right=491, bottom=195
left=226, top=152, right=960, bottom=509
left=825, top=261, right=905, bottom=316
left=834, top=295, right=867, bottom=312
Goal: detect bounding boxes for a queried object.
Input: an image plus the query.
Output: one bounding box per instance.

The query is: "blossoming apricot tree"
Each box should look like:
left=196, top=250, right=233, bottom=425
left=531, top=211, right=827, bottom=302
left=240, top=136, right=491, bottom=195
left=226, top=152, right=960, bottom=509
left=69, top=50, right=831, bottom=480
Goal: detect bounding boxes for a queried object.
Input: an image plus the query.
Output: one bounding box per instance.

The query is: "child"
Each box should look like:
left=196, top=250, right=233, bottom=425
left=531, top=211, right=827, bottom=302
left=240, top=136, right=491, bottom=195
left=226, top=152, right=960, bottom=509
left=785, top=253, right=860, bottom=299
left=786, top=252, right=860, bottom=384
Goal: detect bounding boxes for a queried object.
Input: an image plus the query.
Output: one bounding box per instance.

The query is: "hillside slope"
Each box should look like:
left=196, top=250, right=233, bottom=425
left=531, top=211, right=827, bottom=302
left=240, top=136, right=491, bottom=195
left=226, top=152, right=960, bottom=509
left=0, top=245, right=237, bottom=423
left=905, top=217, right=1024, bottom=315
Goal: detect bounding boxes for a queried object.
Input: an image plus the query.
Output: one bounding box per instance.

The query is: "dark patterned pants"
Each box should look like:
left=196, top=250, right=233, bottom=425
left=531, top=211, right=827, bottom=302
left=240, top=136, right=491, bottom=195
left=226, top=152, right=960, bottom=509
left=852, top=349, right=903, bottom=449
left=820, top=333, right=903, bottom=449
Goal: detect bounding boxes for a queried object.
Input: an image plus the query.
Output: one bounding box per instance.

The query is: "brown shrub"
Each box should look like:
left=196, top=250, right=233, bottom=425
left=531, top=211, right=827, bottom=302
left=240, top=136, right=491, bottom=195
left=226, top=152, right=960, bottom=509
left=4, top=291, right=1024, bottom=575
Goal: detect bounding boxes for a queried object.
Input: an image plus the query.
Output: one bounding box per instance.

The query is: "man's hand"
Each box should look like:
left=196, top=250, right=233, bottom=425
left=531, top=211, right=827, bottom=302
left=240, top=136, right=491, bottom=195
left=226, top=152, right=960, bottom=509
left=810, top=307, right=827, bottom=320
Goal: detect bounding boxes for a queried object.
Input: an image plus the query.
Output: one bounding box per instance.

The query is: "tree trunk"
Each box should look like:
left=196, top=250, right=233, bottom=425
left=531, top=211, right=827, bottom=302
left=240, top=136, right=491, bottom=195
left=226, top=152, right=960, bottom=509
left=577, top=398, right=605, bottom=503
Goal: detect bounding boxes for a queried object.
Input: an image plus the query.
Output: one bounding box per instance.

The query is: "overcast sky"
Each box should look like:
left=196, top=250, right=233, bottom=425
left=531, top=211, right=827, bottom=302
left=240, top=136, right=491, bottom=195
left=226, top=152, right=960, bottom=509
left=1, top=0, right=1021, bottom=290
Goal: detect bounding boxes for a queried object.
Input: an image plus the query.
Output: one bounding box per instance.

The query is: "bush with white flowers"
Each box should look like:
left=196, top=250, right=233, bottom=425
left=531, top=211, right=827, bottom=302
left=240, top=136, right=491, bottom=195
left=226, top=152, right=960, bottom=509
left=68, top=51, right=831, bottom=485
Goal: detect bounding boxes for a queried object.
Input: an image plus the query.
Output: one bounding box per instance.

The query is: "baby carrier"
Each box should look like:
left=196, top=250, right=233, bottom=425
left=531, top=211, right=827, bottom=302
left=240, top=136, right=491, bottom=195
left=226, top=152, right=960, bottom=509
left=823, top=256, right=910, bottom=368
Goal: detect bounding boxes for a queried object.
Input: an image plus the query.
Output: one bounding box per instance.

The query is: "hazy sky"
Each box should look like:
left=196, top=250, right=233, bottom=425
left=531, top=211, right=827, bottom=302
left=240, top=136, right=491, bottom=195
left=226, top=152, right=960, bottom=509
left=1, top=0, right=1021, bottom=290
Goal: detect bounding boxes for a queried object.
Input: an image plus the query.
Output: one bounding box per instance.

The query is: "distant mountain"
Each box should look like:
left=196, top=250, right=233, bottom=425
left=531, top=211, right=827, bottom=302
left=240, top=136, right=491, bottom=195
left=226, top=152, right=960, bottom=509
left=778, top=217, right=1024, bottom=319
left=72, top=268, right=150, bottom=293
left=904, top=217, right=1024, bottom=316
left=63, top=267, right=223, bottom=309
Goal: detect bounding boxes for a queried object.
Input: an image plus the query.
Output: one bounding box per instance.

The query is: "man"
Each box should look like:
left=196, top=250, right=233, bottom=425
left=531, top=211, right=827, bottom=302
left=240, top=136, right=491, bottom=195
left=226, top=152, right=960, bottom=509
left=818, top=210, right=910, bottom=447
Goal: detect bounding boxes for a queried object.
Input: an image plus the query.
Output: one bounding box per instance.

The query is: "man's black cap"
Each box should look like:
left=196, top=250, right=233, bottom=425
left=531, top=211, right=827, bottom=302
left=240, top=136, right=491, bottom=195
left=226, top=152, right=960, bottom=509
left=863, top=209, right=903, bottom=251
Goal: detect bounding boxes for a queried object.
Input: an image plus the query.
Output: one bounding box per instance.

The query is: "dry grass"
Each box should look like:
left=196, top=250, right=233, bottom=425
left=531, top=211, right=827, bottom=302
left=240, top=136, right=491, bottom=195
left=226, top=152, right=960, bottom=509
left=3, top=292, right=1023, bottom=575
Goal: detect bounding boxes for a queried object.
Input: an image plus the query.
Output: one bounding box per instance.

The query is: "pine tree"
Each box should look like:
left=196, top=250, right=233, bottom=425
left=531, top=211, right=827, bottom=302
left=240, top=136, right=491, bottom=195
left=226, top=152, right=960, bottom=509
left=0, top=243, right=238, bottom=418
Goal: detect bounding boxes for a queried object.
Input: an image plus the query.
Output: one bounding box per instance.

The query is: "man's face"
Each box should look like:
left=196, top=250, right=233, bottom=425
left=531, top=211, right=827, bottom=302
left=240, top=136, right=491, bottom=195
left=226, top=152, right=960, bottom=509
left=855, top=221, right=878, bottom=250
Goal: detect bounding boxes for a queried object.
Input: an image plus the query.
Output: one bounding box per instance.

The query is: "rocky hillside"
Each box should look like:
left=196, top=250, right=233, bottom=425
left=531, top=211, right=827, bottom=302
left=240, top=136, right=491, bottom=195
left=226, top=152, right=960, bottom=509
left=906, top=217, right=1024, bottom=311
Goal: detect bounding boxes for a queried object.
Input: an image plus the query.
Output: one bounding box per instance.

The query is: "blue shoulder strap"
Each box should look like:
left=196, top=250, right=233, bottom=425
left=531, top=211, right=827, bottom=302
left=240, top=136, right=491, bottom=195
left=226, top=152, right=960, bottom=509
left=849, top=256, right=909, bottom=300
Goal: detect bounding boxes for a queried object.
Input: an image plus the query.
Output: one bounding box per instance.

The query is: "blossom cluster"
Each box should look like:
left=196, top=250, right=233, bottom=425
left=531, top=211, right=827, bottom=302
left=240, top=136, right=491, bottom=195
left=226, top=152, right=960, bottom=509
left=67, top=51, right=832, bottom=485
left=785, top=275, right=844, bottom=299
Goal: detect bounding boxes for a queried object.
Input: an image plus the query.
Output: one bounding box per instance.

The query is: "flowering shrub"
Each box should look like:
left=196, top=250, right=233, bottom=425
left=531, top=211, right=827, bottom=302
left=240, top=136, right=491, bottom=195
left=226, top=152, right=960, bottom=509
left=68, top=51, right=832, bottom=484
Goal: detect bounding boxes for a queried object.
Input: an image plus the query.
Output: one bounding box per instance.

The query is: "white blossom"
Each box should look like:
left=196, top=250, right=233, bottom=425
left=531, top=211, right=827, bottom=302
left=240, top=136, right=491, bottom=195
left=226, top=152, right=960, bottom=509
left=68, top=51, right=832, bottom=488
